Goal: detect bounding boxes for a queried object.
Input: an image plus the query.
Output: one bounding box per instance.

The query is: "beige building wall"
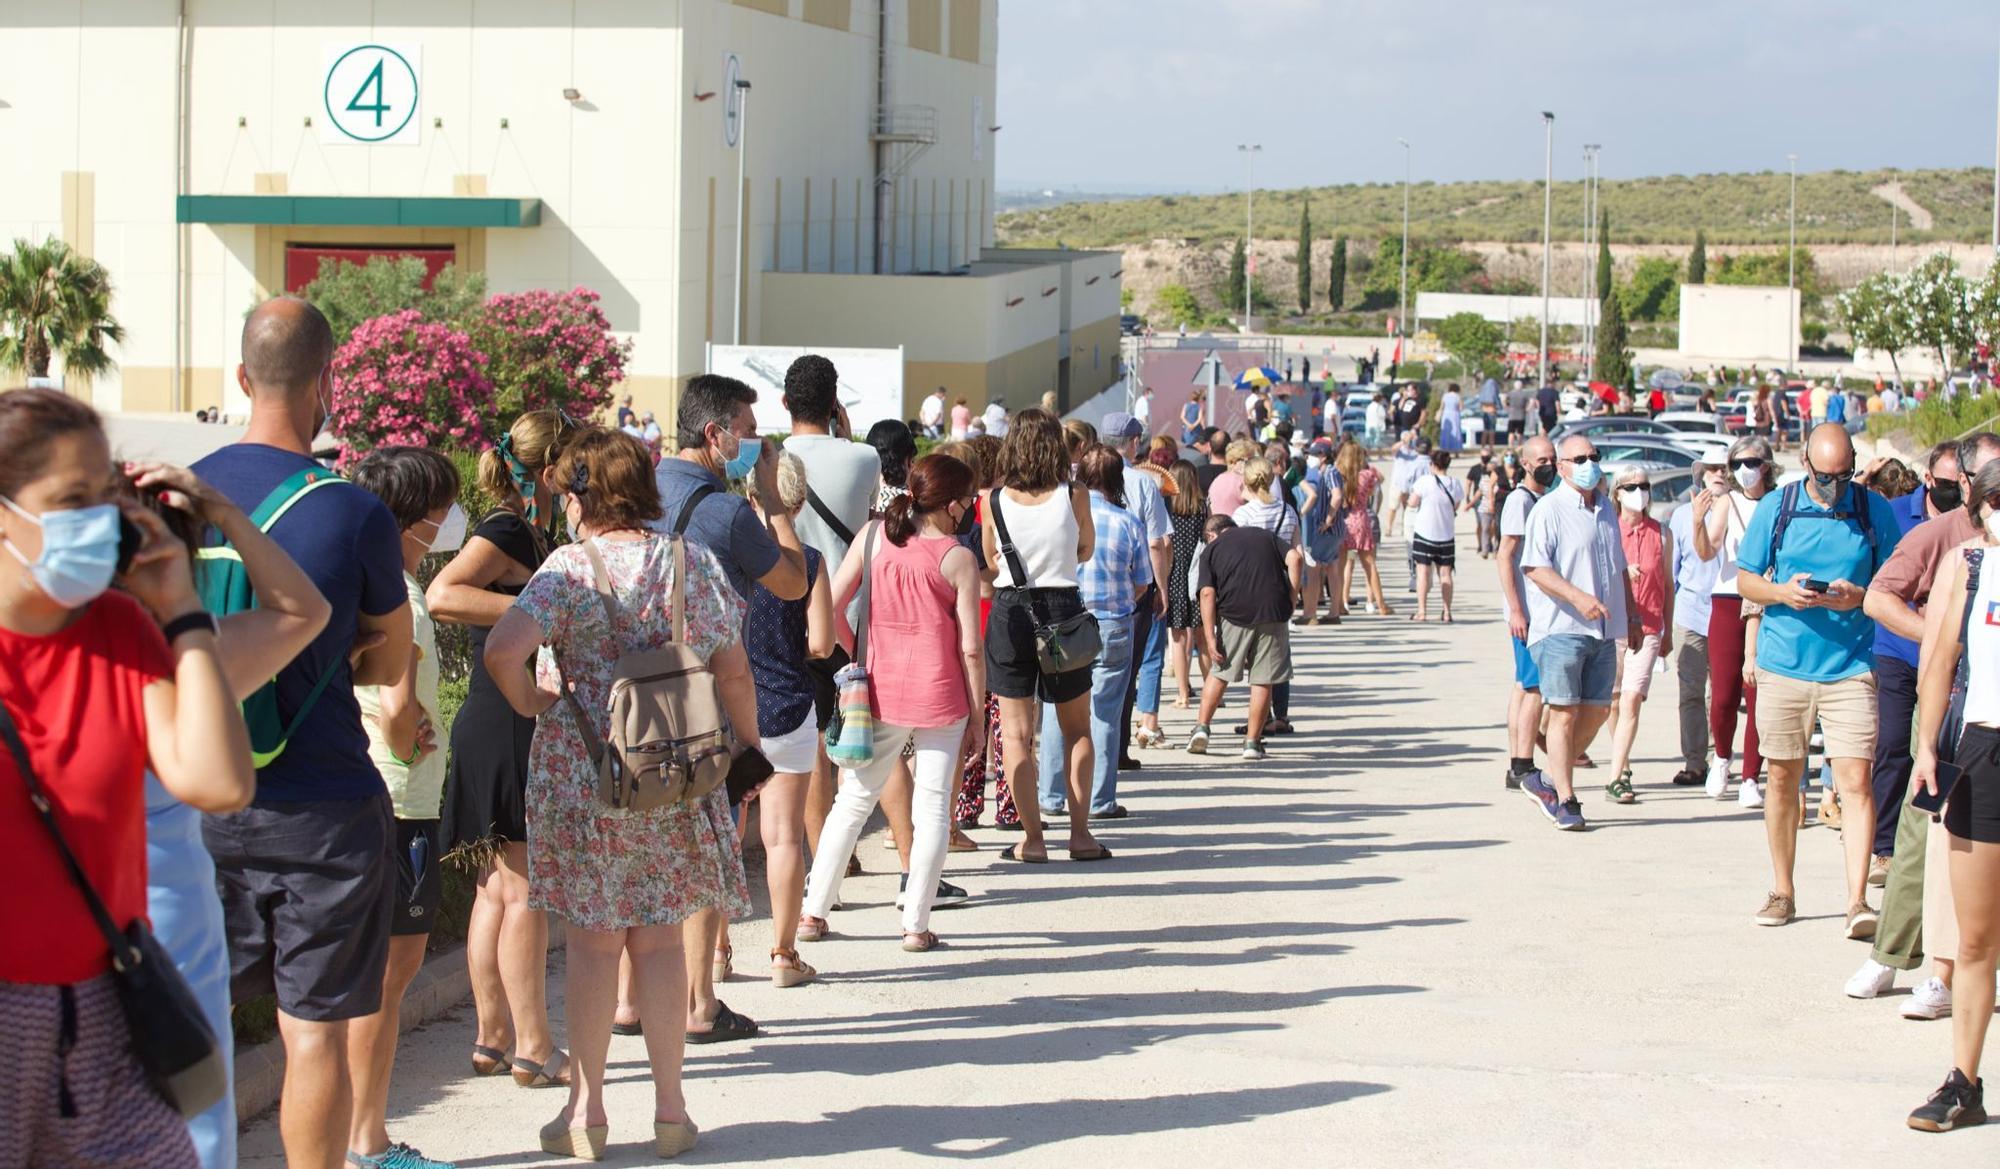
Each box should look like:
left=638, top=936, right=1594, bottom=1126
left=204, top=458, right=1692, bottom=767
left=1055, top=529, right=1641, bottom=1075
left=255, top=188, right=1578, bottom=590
left=1679, top=284, right=1799, bottom=365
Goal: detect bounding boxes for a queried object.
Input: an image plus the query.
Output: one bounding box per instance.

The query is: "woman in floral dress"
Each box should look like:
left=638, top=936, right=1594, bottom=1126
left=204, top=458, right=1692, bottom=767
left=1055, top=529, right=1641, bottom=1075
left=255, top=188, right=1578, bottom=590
left=485, top=428, right=757, bottom=1162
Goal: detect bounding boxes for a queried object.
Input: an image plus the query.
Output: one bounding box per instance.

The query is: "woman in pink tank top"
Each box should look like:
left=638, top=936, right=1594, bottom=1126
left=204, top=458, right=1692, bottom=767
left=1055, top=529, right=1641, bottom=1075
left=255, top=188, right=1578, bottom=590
left=800, top=453, right=985, bottom=954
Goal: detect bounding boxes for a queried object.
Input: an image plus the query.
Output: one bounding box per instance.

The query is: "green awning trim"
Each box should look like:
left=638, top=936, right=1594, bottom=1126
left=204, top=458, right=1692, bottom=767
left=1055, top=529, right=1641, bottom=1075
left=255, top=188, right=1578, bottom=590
left=176, top=195, right=541, bottom=228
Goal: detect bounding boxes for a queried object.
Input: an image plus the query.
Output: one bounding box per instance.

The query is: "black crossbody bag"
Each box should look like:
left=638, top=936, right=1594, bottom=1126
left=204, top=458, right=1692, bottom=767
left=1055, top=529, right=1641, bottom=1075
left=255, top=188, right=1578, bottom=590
left=989, top=487, right=1101, bottom=673
left=0, top=702, right=227, bottom=1119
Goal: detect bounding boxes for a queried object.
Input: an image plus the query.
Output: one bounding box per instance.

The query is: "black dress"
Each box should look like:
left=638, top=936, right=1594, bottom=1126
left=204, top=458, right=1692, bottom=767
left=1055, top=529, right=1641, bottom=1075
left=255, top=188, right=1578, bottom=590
left=1166, top=510, right=1205, bottom=630
left=441, top=510, right=549, bottom=859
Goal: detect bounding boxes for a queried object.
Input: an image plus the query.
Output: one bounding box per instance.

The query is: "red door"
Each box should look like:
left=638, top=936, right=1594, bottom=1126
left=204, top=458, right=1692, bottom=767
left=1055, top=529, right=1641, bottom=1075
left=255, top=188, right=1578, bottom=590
left=284, top=245, right=456, bottom=293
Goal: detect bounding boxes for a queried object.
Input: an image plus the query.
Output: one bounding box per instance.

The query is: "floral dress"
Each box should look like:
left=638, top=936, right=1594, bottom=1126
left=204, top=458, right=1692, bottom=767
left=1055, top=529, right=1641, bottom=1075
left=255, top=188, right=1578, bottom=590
left=513, top=535, right=754, bottom=932
left=1342, top=466, right=1382, bottom=552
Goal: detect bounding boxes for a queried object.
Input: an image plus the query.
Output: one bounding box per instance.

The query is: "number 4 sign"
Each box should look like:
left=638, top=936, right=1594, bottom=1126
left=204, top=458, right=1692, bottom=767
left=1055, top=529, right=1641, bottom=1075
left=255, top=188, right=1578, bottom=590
left=322, top=44, right=422, bottom=146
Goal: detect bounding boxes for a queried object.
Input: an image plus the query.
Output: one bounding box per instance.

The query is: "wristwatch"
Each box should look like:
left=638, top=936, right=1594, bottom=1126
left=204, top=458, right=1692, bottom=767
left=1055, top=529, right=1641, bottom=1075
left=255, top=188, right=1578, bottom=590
left=161, top=610, right=221, bottom=645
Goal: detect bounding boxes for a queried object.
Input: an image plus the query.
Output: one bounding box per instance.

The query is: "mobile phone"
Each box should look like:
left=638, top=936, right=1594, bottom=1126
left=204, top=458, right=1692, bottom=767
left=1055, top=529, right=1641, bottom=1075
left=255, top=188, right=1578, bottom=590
left=725, top=745, right=775, bottom=806
left=1912, top=759, right=1963, bottom=818
left=115, top=513, right=144, bottom=575
left=1802, top=579, right=1830, bottom=594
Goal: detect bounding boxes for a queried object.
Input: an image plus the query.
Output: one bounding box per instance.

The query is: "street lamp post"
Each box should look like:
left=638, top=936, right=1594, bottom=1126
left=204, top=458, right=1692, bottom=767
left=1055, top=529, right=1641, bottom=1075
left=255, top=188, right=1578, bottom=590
left=1582, top=144, right=1599, bottom=378
left=1238, top=144, right=1262, bottom=326
left=1992, top=24, right=1999, bottom=258
left=1788, top=152, right=1798, bottom=374
left=1539, top=112, right=1554, bottom=391
left=1396, top=138, right=1411, bottom=359
left=733, top=77, right=752, bottom=346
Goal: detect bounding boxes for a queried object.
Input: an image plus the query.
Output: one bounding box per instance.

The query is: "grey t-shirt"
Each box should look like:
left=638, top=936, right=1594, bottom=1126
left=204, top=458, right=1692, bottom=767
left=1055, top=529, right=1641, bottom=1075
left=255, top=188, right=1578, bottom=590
left=1504, top=387, right=1531, bottom=422
left=782, top=434, right=881, bottom=569
left=1499, top=482, right=1545, bottom=622
left=1520, top=481, right=1629, bottom=644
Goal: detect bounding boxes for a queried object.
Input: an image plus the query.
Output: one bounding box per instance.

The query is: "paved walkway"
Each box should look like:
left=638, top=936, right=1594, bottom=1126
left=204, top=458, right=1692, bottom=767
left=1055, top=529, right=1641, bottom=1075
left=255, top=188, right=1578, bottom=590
left=242, top=518, right=1990, bottom=1167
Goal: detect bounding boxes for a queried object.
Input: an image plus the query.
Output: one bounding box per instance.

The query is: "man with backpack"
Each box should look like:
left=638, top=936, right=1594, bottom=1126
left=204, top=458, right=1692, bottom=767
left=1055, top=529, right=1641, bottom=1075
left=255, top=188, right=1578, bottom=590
left=193, top=297, right=414, bottom=1169
left=1733, top=424, right=1903, bottom=933
left=653, top=373, right=809, bottom=1044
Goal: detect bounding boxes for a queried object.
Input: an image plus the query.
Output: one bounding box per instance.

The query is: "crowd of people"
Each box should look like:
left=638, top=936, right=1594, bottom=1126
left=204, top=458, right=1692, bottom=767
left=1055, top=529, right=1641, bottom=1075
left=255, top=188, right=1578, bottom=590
left=5, top=301, right=1996, bottom=1169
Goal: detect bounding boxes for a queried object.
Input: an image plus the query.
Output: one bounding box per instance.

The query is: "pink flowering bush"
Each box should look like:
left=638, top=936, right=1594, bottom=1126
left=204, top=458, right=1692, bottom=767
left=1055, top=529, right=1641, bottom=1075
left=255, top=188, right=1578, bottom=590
left=328, top=309, right=492, bottom=466
left=470, top=288, right=631, bottom=423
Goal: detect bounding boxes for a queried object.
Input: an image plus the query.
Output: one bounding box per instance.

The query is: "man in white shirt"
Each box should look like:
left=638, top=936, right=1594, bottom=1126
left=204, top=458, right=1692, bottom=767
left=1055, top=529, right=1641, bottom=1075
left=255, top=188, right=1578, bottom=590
left=982, top=399, right=1011, bottom=437
left=1499, top=435, right=1555, bottom=791
left=1131, top=385, right=1154, bottom=437
left=1101, top=411, right=1174, bottom=783
left=1519, top=434, right=1640, bottom=832
left=919, top=386, right=947, bottom=438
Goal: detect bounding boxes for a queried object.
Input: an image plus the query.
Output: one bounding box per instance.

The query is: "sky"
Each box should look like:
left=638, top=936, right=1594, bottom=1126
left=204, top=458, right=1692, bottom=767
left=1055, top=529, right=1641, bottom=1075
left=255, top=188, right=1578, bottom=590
left=994, top=0, right=2000, bottom=191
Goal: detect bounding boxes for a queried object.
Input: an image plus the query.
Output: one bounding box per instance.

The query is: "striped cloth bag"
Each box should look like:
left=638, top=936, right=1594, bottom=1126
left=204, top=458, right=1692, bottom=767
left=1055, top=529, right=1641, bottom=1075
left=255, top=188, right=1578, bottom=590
left=824, top=524, right=880, bottom=767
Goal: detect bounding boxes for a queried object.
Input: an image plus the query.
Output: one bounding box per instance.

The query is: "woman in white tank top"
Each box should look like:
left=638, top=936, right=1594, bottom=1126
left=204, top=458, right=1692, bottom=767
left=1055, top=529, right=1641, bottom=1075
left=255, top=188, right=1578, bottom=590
left=1695, top=435, right=1776, bottom=803
left=981, top=408, right=1109, bottom=863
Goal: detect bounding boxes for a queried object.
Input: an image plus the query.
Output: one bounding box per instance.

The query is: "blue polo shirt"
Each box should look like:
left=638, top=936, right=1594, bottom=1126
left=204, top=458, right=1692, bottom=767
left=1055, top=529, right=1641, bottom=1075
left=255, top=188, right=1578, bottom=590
left=1871, top=486, right=1931, bottom=667
left=1735, top=482, right=1903, bottom=682
left=649, top=457, right=779, bottom=601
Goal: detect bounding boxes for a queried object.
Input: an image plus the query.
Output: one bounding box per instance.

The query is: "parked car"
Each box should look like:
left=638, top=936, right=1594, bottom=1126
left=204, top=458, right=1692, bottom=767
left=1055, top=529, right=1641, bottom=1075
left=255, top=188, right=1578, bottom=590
left=1339, top=405, right=1369, bottom=439
left=1592, top=437, right=1705, bottom=470
left=1550, top=415, right=1683, bottom=442
left=1654, top=410, right=1722, bottom=435
left=1119, top=314, right=1144, bottom=336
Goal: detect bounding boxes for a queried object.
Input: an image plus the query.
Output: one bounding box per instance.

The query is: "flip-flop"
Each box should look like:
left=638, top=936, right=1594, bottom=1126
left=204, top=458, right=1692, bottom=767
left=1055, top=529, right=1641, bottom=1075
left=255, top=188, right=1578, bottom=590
left=998, top=844, right=1048, bottom=864
left=471, top=1044, right=512, bottom=1076
left=611, top=1021, right=643, bottom=1037
left=510, top=1048, right=572, bottom=1088
left=685, top=1002, right=759, bottom=1045
left=1068, top=847, right=1114, bottom=862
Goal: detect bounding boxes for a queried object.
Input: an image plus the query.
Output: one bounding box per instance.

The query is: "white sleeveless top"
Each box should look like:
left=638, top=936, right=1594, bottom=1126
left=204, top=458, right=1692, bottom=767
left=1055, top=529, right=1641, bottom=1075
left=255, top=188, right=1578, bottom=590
left=1709, top=492, right=1761, bottom=599
left=1962, top=551, right=2000, bottom=728
left=992, top=487, right=1080, bottom=589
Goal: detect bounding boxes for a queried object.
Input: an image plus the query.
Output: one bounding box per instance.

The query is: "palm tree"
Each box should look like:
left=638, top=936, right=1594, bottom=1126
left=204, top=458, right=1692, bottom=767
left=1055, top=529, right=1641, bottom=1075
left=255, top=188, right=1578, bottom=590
left=0, top=237, right=125, bottom=381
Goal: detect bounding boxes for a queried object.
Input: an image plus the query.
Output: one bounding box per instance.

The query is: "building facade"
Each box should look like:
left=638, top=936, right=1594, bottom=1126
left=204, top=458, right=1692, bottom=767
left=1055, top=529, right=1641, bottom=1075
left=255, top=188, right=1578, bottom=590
left=5, top=0, right=1119, bottom=421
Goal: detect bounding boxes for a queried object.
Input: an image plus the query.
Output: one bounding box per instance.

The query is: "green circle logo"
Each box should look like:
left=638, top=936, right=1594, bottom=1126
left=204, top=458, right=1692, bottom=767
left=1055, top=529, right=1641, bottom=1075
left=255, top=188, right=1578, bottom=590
left=325, top=45, right=419, bottom=143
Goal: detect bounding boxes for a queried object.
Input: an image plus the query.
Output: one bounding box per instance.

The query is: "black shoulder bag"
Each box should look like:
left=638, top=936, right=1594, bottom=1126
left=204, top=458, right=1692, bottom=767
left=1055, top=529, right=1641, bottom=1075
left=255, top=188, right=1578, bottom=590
left=0, top=703, right=226, bottom=1119
left=989, top=487, right=1101, bottom=673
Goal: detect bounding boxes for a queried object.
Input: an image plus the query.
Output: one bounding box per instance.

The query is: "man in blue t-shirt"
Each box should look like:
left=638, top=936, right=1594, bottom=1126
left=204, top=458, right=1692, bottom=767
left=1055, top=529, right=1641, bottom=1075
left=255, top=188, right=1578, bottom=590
left=1733, top=423, right=1903, bottom=933
left=193, top=297, right=412, bottom=1169
left=651, top=372, right=808, bottom=1047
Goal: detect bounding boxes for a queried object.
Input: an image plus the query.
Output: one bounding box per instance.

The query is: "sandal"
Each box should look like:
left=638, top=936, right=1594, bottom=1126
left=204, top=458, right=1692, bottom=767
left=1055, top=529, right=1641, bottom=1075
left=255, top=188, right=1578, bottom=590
left=511, top=1048, right=572, bottom=1089
left=948, top=831, right=980, bottom=853
left=712, top=944, right=733, bottom=984
left=845, top=853, right=862, bottom=878
left=611, top=1019, right=642, bottom=1037
left=685, top=1001, right=758, bottom=1045
left=770, top=947, right=817, bottom=989
left=1068, top=846, right=1114, bottom=862
left=796, top=915, right=829, bottom=942
left=901, top=931, right=940, bottom=953
left=998, top=844, right=1048, bottom=864
left=1606, top=771, right=1637, bottom=805
left=470, top=1044, right=512, bottom=1077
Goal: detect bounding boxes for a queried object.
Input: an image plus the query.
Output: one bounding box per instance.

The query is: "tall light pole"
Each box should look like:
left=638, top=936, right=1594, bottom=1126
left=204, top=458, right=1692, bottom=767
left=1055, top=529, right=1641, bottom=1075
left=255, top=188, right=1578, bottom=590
left=1539, top=112, right=1555, bottom=391
left=1992, top=24, right=1999, bottom=259
left=1582, top=143, right=1600, bottom=378
left=1787, top=152, right=1798, bottom=374
left=1396, top=138, right=1411, bottom=353
left=733, top=77, right=753, bottom=345
left=1238, top=144, right=1261, bottom=325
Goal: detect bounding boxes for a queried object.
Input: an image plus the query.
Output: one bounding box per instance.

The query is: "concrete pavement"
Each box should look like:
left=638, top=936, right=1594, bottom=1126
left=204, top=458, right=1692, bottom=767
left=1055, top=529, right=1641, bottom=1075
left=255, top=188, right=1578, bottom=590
left=239, top=514, right=1992, bottom=1167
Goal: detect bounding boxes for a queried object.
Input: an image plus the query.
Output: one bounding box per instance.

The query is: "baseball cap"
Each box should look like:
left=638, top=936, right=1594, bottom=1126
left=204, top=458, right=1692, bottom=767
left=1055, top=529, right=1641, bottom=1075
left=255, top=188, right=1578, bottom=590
left=1307, top=437, right=1334, bottom=456
left=1102, top=412, right=1143, bottom=439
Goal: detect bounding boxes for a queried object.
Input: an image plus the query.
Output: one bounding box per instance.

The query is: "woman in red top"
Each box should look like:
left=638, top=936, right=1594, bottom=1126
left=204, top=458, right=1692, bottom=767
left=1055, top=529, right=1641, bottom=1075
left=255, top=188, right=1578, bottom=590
left=0, top=388, right=254, bottom=1167
left=1604, top=466, right=1674, bottom=805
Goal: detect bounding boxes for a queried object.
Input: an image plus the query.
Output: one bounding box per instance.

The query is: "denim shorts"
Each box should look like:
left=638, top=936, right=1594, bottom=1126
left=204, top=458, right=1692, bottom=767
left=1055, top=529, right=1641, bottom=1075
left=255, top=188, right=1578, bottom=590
left=1528, top=634, right=1616, bottom=707
left=1511, top=635, right=1541, bottom=691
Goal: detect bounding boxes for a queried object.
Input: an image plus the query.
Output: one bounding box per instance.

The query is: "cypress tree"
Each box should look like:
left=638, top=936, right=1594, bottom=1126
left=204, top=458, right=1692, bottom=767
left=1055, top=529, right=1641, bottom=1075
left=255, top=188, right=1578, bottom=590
left=1226, top=237, right=1247, bottom=316
left=1328, top=237, right=1348, bottom=311
left=1296, top=204, right=1314, bottom=313
left=1595, top=208, right=1613, bottom=302
left=1596, top=282, right=1633, bottom=388
left=1688, top=228, right=1707, bottom=285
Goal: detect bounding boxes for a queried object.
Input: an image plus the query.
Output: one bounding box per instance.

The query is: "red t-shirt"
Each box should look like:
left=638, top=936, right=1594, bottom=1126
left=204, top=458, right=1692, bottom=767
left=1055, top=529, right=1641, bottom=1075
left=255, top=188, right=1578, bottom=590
left=0, top=593, right=172, bottom=984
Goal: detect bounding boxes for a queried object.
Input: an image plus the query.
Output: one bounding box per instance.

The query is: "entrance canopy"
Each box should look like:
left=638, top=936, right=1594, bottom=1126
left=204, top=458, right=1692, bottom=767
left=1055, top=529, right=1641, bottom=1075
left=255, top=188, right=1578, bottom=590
left=176, top=195, right=541, bottom=229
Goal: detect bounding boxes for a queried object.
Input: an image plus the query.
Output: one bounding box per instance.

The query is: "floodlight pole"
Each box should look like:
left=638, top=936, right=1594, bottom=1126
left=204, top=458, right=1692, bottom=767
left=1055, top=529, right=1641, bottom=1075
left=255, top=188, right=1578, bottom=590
left=733, top=78, right=752, bottom=346
left=1239, top=144, right=1261, bottom=325
left=1539, top=112, right=1554, bottom=392
left=1788, top=153, right=1798, bottom=374
left=1396, top=138, right=1411, bottom=358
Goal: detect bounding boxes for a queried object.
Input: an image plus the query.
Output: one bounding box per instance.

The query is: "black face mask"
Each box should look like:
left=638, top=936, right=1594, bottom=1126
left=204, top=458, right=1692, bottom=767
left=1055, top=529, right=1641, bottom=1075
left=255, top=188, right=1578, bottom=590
left=954, top=504, right=977, bottom=537
left=1531, top=464, right=1557, bottom=489
left=1930, top=480, right=1964, bottom=513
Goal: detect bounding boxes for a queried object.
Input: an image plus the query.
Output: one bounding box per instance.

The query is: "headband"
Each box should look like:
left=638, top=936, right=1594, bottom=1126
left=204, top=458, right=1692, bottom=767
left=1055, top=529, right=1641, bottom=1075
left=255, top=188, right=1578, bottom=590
left=497, top=433, right=542, bottom=524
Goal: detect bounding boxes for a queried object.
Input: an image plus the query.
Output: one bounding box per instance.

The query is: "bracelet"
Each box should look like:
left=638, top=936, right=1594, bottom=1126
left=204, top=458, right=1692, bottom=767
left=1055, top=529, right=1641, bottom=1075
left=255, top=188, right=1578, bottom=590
left=161, top=610, right=220, bottom=645
left=389, top=741, right=421, bottom=767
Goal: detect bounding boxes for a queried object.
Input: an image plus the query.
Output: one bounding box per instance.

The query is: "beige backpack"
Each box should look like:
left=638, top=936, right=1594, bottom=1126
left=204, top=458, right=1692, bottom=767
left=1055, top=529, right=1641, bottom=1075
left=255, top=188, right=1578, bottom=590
left=556, top=537, right=731, bottom=813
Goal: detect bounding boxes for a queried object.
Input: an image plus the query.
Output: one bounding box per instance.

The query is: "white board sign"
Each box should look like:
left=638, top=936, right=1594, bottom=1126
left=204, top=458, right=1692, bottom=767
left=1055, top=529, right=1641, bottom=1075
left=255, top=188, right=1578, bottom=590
left=707, top=344, right=906, bottom=436
left=322, top=44, right=423, bottom=146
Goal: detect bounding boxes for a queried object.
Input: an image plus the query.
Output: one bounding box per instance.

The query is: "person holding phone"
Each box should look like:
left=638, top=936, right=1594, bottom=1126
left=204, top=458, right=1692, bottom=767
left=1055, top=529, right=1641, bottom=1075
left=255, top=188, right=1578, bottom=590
left=1733, top=424, right=1902, bottom=933
left=1901, top=455, right=2000, bottom=1133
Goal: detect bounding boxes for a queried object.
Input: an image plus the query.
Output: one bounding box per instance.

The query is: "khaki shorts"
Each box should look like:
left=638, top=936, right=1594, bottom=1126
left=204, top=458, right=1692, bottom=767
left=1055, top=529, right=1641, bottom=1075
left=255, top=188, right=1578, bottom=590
left=1215, top=620, right=1293, bottom=687
left=1752, top=669, right=1877, bottom=761
left=1618, top=632, right=1662, bottom=697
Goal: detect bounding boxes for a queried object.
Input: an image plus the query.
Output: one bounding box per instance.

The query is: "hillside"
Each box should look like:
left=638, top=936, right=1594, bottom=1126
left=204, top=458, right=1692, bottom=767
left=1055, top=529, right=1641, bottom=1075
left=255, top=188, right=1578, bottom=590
left=995, top=167, right=1998, bottom=249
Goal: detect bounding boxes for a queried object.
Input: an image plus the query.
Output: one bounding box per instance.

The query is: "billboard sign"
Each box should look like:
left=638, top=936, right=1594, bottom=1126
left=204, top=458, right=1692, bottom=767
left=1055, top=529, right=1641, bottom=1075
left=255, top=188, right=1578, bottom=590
left=707, top=344, right=906, bottom=435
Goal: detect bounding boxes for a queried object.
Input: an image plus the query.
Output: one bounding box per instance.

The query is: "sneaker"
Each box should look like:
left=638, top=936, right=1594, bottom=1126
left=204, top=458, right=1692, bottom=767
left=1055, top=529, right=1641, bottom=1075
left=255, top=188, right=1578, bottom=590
left=1554, top=798, right=1587, bottom=831
left=895, top=876, right=970, bottom=910
left=1753, top=892, right=1796, bottom=927
left=1705, top=756, right=1731, bottom=800
left=355, top=1145, right=457, bottom=1169
left=1845, top=902, right=1880, bottom=940
left=1908, top=1069, right=1986, bottom=1133
left=1901, top=977, right=1954, bottom=1021
left=1670, top=768, right=1704, bottom=787
left=1186, top=725, right=1210, bottom=755
left=1241, top=739, right=1267, bottom=761
left=1868, top=854, right=1891, bottom=887
left=1503, top=766, right=1522, bottom=791
left=1845, top=958, right=1897, bottom=999
left=1738, top=777, right=1764, bottom=809
left=1519, top=771, right=1562, bottom=824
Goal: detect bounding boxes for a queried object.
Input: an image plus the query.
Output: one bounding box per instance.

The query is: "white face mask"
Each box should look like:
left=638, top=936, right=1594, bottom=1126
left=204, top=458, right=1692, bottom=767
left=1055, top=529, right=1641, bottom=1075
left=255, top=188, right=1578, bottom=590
left=1618, top=487, right=1648, bottom=513
left=1986, top=511, right=2000, bottom=543
left=417, top=503, right=468, bottom=554
left=1734, top=464, right=1762, bottom=491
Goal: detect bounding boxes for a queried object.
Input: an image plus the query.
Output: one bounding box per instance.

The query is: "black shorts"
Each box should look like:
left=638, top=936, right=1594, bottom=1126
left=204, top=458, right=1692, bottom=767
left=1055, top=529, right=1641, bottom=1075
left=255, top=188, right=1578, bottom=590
left=1506, top=419, right=1525, bottom=438
left=808, top=646, right=852, bottom=732
left=203, top=792, right=393, bottom=1021
left=392, top=818, right=443, bottom=937
left=985, top=587, right=1095, bottom=704
left=1411, top=535, right=1457, bottom=568
left=1947, top=725, right=2000, bottom=844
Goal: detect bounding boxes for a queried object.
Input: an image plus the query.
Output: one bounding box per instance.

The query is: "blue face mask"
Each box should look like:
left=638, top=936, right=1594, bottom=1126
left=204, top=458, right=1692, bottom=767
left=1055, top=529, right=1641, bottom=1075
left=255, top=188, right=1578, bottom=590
left=723, top=435, right=762, bottom=482
left=1571, top=459, right=1604, bottom=492
left=1, top=496, right=122, bottom=609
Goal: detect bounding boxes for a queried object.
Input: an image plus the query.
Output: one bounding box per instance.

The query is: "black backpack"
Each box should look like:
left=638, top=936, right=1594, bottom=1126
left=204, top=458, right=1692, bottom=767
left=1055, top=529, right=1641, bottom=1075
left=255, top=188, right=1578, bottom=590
left=1765, top=480, right=1880, bottom=581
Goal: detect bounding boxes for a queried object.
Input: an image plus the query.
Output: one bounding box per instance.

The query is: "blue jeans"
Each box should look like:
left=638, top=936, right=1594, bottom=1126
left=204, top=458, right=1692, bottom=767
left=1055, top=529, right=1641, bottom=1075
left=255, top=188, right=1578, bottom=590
left=145, top=784, right=235, bottom=1169
left=1134, top=606, right=1168, bottom=715
left=1038, top=613, right=1135, bottom=814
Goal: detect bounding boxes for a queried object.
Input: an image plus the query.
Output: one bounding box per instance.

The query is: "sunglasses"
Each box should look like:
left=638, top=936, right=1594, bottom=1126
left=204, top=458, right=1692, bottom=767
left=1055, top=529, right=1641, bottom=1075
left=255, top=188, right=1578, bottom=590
left=1561, top=453, right=1602, bottom=464
left=1729, top=458, right=1765, bottom=470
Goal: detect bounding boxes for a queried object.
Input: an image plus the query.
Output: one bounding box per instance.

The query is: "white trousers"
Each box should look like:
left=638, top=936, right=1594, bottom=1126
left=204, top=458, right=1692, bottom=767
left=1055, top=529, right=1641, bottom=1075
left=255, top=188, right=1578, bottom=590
left=802, top=718, right=968, bottom=935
